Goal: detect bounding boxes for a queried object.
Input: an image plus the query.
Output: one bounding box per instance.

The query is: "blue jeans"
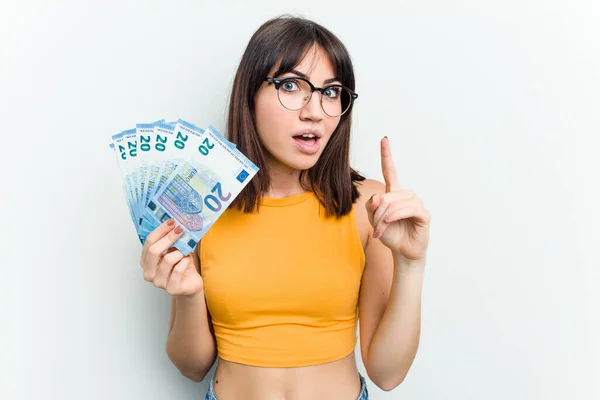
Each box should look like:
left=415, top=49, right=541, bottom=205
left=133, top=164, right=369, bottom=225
left=204, top=372, right=369, bottom=400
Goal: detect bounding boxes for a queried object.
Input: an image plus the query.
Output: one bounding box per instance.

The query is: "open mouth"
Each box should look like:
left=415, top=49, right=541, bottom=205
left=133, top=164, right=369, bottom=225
left=292, top=133, right=321, bottom=154
left=293, top=133, right=319, bottom=145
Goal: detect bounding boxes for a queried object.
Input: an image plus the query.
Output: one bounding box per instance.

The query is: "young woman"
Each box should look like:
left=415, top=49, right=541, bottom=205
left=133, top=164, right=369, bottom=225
left=140, top=15, right=431, bottom=400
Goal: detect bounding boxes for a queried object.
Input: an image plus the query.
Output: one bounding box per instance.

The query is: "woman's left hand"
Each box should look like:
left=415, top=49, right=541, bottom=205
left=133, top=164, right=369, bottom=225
left=366, top=137, right=431, bottom=261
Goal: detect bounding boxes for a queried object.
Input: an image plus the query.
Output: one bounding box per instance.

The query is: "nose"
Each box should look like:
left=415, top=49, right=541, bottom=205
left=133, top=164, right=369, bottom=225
left=298, top=90, right=324, bottom=121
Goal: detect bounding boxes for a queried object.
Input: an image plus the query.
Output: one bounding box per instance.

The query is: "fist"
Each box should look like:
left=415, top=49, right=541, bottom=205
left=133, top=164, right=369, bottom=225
left=139, top=219, right=203, bottom=296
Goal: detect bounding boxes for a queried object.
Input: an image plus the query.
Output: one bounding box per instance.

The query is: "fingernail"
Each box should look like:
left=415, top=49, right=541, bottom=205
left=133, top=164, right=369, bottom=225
left=174, top=225, right=183, bottom=234
left=166, top=219, right=175, bottom=226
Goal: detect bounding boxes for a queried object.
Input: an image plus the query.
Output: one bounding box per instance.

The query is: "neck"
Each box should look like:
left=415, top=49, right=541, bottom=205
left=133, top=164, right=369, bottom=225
left=264, top=157, right=308, bottom=199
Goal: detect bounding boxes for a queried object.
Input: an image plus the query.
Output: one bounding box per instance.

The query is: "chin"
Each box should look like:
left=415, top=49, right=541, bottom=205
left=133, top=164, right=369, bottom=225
left=293, top=153, right=325, bottom=171
left=277, top=153, right=321, bottom=172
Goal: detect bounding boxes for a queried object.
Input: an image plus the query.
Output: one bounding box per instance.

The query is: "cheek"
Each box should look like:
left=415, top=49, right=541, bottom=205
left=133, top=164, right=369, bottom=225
left=255, top=92, right=291, bottom=143
left=321, top=117, right=341, bottom=145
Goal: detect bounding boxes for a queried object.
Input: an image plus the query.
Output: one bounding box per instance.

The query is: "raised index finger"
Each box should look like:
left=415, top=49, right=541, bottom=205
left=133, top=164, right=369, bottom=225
left=381, top=136, right=400, bottom=192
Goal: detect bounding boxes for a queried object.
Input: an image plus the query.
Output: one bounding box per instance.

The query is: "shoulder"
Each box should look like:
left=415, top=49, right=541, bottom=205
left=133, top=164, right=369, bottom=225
left=355, top=179, right=386, bottom=205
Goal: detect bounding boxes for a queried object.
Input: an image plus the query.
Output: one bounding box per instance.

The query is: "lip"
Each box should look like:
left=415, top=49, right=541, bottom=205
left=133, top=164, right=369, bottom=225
left=292, top=130, right=322, bottom=155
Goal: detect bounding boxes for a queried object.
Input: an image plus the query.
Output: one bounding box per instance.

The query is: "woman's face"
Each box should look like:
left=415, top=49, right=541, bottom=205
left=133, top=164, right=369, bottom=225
left=254, top=46, right=342, bottom=173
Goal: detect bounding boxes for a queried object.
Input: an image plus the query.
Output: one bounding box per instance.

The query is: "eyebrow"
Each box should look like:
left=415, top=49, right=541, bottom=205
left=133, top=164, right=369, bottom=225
left=289, top=69, right=340, bottom=85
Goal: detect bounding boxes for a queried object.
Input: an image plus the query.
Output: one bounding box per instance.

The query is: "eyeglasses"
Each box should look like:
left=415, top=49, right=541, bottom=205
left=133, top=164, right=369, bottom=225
left=264, top=76, right=358, bottom=117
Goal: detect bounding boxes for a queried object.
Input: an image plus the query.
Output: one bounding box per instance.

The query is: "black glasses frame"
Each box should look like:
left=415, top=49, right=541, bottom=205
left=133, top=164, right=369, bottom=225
left=264, top=76, right=358, bottom=117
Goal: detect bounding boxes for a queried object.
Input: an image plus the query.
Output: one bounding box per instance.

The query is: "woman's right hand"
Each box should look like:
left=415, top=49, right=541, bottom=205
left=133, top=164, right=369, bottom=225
left=140, top=219, right=203, bottom=297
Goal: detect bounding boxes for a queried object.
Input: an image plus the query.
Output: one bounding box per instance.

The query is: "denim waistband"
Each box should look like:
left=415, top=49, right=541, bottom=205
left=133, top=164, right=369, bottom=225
left=204, top=372, right=369, bottom=400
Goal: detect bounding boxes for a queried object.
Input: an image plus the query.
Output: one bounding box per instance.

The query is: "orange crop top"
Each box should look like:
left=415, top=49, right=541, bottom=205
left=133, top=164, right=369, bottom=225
left=199, top=190, right=366, bottom=367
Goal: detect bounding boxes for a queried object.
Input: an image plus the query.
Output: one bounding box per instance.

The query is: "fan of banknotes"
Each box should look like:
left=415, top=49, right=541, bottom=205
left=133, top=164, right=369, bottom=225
left=109, top=119, right=258, bottom=255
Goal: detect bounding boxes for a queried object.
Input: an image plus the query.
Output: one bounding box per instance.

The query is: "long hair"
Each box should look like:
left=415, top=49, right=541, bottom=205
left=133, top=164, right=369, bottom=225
left=227, top=15, right=365, bottom=218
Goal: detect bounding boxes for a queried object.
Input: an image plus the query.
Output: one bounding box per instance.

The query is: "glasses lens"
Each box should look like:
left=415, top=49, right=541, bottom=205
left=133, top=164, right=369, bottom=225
left=277, top=78, right=312, bottom=111
left=321, top=85, right=353, bottom=117
left=276, top=79, right=354, bottom=117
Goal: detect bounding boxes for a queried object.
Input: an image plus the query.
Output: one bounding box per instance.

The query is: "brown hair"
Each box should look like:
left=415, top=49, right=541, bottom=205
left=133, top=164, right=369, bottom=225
left=227, top=15, right=365, bottom=218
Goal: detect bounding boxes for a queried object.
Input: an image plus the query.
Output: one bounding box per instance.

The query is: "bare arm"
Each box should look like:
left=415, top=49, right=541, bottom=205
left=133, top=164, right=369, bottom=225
left=166, top=294, right=217, bottom=381
left=359, top=240, right=424, bottom=390
left=165, top=246, right=217, bottom=382
left=139, top=220, right=217, bottom=382
left=356, top=178, right=428, bottom=391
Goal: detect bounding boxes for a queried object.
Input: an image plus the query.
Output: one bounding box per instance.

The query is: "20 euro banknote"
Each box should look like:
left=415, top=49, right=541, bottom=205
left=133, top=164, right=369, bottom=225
left=141, top=125, right=258, bottom=255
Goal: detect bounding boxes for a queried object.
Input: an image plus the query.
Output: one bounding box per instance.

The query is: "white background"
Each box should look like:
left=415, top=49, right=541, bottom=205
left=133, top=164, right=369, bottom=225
left=0, top=1, right=598, bottom=399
